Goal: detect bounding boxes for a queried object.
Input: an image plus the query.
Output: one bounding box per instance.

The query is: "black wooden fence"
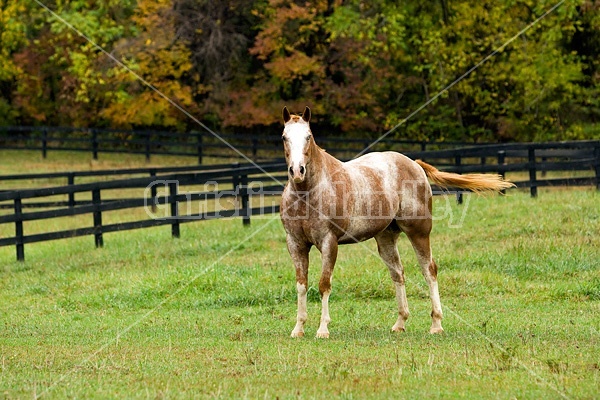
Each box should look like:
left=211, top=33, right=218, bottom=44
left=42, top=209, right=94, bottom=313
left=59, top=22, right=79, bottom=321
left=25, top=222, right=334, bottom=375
left=0, top=161, right=278, bottom=208
left=0, top=125, right=489, bottom=163
left=404, top=140, right=600, bottom=200
left=1, top=140, right=598, bottom=261
left=0, top=162, right=287, bottom=261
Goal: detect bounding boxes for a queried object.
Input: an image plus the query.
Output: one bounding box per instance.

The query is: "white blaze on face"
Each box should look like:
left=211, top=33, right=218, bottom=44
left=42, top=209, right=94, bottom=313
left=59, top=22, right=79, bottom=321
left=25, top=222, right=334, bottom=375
left=284, top=121, right=311, bottom=182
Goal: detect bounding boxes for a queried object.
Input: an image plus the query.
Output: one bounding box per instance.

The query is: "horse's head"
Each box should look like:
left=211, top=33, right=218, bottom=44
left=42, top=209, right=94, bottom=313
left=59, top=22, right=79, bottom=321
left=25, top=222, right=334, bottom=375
left=282, top=106, right=312, bottom=183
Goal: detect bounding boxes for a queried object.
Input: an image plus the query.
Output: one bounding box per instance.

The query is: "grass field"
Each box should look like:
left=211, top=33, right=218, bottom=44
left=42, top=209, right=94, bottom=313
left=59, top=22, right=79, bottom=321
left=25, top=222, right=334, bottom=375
left=1, top=151, right=599, bottom=399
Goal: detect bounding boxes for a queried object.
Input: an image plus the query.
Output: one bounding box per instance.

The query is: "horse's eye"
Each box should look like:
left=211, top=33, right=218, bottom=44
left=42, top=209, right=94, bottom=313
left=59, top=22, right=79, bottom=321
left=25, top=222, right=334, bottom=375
left=306, top=135, right=311, bottom=142
left=282, top=136, right=287, bottom=142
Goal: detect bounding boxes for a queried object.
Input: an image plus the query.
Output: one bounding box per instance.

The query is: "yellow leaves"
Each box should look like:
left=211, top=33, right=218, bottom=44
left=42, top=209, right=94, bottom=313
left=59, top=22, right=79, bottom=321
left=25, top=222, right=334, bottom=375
left=95, top=0, right=195, bottom=130
left=0, top=0, right=28, bottom=80
left=265, top=51, right=323, bottom=80
left=101, top=82, right=193, bottom=130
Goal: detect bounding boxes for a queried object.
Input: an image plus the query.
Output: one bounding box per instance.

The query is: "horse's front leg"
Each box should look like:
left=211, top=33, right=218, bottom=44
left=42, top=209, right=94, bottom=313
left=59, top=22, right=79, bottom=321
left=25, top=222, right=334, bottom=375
left=316, top=234, right=338, bottom=338
left=287, top=236, right=310, bottom=338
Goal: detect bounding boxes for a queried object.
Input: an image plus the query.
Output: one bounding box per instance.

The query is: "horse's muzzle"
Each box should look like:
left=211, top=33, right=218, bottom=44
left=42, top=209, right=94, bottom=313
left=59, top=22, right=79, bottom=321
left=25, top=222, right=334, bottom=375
left=289, top=164, right=306, bottom=183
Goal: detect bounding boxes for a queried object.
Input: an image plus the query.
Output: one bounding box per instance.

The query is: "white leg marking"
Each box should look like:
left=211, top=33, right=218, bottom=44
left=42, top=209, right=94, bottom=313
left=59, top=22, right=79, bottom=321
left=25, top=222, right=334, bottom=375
left=316, top=290, right=331, bottom=338
left=416, top=252, right=444, bottom=334
left=428, top=278, right=444, bottom=334
left=391, top=281, right=410, bottom=332
left=291, top=283, right=307, bottom=338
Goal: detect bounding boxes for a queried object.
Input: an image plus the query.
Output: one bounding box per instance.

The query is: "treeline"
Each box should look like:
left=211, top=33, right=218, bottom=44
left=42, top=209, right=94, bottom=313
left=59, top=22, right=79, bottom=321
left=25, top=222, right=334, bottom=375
left=0, top=0, right=599, bottom=142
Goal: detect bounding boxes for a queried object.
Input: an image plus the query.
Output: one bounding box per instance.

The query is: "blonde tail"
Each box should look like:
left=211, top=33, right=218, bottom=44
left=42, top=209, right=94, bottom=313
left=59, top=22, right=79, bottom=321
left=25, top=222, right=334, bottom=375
left=415, top=160, right=515, bottom=194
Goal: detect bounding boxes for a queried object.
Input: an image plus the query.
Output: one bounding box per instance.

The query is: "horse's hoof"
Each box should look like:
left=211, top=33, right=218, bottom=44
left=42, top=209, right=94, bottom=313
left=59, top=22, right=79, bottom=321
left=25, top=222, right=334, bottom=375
left=391, top=326, right=406, bottom=333
left=291, top=331, right=304, bottom=338
left=316, top=332, right=330, bottom=339
left=429, top=327, right=444, bottom=334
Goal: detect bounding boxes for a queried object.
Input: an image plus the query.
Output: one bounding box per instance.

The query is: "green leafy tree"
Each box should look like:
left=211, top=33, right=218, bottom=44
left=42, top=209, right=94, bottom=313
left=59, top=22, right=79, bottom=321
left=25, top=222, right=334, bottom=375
left=0, top=0, right=29, bottom=124
left=99, top=0, right=196, bottom=130
left=1, top=0, right=598, bottom=140
left=10, top=0, right=137, bottom=126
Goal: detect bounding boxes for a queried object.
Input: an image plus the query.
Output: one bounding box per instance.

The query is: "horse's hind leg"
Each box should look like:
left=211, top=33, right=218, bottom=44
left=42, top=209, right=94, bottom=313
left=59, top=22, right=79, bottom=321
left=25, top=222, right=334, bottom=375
left=405, top=229, right=444, bottom=334
left=375, top=230, right=410, bottom=332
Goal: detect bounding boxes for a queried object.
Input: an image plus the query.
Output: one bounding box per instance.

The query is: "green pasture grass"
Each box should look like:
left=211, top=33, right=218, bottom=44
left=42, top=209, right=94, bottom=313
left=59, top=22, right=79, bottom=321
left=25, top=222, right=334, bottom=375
left=1, top=188, right=599, bottom=399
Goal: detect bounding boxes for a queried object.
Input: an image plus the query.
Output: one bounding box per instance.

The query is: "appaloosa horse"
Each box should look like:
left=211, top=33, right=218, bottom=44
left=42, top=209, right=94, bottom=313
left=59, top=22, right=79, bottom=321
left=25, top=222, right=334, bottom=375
left=280, top=106, right=514, bottom=338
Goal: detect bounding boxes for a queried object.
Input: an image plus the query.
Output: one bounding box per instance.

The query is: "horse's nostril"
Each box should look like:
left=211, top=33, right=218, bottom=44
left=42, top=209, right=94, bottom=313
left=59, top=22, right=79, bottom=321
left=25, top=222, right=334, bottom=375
left=289, top=166, right=294, bottom=176
left=299, top=166, right=305, bottom=174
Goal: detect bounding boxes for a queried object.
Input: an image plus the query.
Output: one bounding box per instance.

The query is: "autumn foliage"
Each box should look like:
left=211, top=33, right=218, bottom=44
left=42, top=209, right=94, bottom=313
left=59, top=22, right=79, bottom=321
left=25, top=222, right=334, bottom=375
left=1, top=0, right=599, bottom=142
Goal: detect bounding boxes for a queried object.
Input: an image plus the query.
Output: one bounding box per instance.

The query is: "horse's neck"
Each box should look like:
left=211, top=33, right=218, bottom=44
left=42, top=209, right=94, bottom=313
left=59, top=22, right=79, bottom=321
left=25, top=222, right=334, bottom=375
left=314, top=145, right=344, bottom=180
left=291, top=141, right=343, bottom=192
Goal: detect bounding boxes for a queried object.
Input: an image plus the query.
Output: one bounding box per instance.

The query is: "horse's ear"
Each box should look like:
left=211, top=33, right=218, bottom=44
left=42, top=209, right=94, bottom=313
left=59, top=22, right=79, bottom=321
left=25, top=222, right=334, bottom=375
left=282, top=106, right=291, bottom=123
left=301, top=106, right=311, bottom=123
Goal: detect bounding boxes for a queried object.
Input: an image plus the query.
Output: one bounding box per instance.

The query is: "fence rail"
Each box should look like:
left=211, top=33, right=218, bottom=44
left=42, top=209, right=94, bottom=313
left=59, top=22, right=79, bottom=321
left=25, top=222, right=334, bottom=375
left=0, top=161, right=285, bottom=208
left=1, top=125, right=492, bottom=163
left=0, top=162, right=287, bottom=261
left=1, top=140, right=598, bottom=261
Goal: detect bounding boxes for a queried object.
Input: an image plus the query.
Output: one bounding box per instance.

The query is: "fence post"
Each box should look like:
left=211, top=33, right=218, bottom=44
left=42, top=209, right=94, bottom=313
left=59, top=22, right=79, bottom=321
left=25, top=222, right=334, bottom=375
left=455, top=155, right=463, bottom=205
left=68, top=173, right=75, bottom=208
left=14, top=197, right=24, bottom=262
left=232, top=163, right=240, bottom=218
left=150, top=170, right=157, bottom=212
left=541, top=156, right=547, bottom=178
left=252, top=138, right=258, bottom=159
left=594, top=144, right=600, bottom=191
left=169, top=181, right=180, bottom=238
left=240, top=173, right=250, bottom=226
left=42, top=128, right=48, bottom=159
left=92, top=187, right=103, bottom=248
left=145, top=132, right=151, bottom=162
left=197, top=132, right=203, bottom=164
left=528, top=147, right=537, bottom=198
left=231, top=163, right=250, bottom=225
left=91, top=129, right=99, bottom=160
left=497, top=150, right=506, bottom=195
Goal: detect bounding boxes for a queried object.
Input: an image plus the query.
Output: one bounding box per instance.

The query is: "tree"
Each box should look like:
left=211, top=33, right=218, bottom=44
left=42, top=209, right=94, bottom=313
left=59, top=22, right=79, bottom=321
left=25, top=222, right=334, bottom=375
left=0, top=0, right=29, bottom=124
left=325, top=0, right=594, bottom=142
left=1, top=0, right=597, bottom=141
left=99, top=0, right=196, bottom=130
left=211, top=0, right=332, bottom=129
left=10, top=0, right=137, bottom=127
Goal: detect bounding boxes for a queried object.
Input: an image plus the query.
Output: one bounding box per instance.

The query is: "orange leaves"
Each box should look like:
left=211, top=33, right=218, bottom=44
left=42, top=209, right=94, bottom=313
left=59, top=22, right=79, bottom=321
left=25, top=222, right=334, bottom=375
left=251, top=0, right=322, bottom=57
left=250, top=0, right=327, bottom=80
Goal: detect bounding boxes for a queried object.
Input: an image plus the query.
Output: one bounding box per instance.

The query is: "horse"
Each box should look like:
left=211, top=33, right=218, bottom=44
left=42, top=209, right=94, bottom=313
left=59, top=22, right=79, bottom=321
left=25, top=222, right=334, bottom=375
left=280, top=106, right=514, bottom=338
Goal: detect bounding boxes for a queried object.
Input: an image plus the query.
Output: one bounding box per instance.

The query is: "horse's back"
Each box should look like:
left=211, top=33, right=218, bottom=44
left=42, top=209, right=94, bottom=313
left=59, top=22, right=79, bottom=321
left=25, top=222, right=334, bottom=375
left=345, top=151, right=428, bottom=186
left=345, top=151, right=433, bottom=229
